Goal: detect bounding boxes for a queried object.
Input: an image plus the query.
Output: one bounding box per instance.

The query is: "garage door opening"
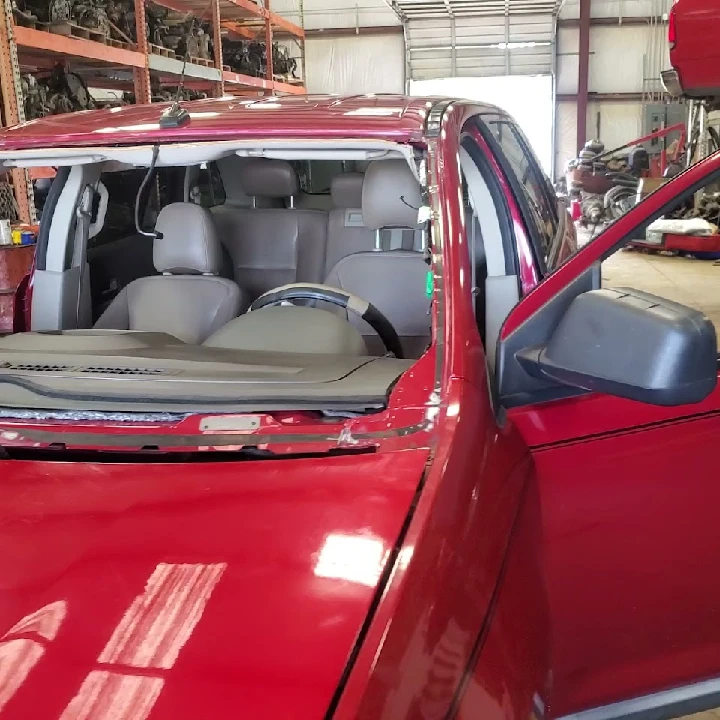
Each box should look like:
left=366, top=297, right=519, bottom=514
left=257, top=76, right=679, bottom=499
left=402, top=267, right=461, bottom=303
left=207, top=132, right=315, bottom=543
left=409, top=75, right=553, bottom=174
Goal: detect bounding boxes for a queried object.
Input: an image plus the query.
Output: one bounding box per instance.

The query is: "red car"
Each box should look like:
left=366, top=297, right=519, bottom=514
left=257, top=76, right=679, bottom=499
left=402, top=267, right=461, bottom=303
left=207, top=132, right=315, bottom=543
left=664, top=0, right=720, bottom=99
left=0, top=95, right=718, bottom=720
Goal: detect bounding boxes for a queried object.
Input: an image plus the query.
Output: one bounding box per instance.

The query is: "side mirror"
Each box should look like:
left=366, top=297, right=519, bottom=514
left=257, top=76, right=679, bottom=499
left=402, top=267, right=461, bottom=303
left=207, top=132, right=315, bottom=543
left=516, top=288, right=717, bottom=406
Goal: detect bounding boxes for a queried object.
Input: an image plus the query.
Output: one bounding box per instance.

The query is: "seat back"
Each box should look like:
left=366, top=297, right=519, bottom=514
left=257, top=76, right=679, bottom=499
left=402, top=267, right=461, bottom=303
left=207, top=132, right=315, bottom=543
left=324, top=172, right=423, bottom=277
left=94, top=203, right=242, bottom=343
left=212, top=159, right=328, bottom=301
left=325, top=173, right=373, bottom=274
left=323, top=160, right=431, bottom=358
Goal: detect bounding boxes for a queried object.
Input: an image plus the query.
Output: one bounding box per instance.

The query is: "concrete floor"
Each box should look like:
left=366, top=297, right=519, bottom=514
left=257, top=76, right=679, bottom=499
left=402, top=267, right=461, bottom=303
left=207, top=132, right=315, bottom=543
left=603, top=249, right=720, bottom=328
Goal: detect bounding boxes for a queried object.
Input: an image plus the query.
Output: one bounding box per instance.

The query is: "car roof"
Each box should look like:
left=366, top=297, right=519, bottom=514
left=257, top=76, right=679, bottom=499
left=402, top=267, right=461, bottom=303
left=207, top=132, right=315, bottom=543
left=0, top=94, right=506, bottom=152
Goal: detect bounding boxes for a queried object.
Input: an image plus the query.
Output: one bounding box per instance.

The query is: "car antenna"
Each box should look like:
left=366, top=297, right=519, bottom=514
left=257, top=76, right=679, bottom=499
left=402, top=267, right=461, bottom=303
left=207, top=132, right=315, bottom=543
left=159, top=52, right=191, bottom=128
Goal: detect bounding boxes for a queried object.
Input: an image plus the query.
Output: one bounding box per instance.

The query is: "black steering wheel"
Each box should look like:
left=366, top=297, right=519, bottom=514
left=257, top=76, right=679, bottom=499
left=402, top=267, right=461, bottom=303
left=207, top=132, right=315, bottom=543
left=249, top=283, right=404, bottom=359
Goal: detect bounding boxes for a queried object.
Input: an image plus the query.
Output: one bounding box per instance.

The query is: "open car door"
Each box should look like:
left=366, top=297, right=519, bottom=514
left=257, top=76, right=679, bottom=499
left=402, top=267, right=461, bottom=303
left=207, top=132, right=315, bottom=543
left=497, top=150, right=720, bottom=719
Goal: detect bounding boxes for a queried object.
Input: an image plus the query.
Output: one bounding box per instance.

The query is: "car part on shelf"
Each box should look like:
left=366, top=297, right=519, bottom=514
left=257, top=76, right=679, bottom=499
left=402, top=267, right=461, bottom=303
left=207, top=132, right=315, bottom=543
left=146, top=6, right=213, bottom=59
left=223, top=38, right=297, bottom=77
left=22, top=65, right=96, bottom=119
left=105, top=0, right=135, bottom=43
left=48, top=0, right=72, bottom=22
left=123, top=84, right=207, bottom=105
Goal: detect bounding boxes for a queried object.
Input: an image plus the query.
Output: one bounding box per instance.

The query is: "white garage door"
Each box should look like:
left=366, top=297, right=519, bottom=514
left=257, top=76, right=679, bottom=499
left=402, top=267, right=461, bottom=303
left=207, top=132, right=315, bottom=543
left=398, top=0, right=561, bottom=80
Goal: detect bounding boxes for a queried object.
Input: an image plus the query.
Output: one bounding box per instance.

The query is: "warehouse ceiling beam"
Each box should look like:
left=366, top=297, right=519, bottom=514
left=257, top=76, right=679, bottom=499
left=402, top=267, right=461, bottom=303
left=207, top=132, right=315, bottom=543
left=304, top=26, right=403, bottom=37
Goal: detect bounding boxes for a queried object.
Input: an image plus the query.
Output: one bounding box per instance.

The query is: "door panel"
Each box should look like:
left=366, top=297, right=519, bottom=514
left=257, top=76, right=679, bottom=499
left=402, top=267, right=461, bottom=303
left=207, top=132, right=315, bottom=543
left=510, top=383, right=720, bottom=449
left=497, top=133, right=720, bottom=718
left=525, top=413, right=720, bottom=716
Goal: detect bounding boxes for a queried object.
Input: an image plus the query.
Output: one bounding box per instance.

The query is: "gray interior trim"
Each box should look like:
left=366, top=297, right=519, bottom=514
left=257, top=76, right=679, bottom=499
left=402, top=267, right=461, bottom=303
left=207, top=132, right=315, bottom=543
left=31, top=268, right=85, bottom=331
left=45, top=166, right=87, bottom=271
left=459, top=147, right=505, bottom=278
left=559, top=676, right=720, bottom=720
left=485, top=276, right=519, bottom=371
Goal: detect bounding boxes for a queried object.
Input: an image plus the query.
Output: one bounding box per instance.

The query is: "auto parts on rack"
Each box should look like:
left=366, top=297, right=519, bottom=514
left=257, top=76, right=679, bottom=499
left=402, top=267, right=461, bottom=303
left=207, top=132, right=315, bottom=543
left=22, top=65, right=96, bottom=119
left=222, top=38, right=297, bottom=78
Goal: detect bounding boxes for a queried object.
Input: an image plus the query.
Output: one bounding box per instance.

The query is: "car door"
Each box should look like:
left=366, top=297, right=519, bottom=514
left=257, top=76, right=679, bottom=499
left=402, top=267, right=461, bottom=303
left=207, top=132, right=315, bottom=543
left=495, top=150, right=720, bottom=719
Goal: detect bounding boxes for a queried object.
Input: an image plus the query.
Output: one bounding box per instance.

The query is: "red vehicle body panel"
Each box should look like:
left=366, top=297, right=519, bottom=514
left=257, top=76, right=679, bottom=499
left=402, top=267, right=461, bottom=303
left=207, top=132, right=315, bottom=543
left=502, top=149, right=720, bottom=716
left=0, top=450, right=429, bottom=719
left=1, top=96, right=720, bottom=720
left=668, top=0, right=720, bottom=98
left=0, top=95, right=457, bottom=151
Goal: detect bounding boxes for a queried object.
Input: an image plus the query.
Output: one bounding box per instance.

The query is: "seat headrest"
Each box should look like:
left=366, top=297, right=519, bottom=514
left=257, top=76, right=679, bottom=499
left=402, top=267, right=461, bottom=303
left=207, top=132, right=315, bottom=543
left=362, top=159, right=423, bottom=230
left=153, top=203, right=222, bottom=275
left=238, top=158, right=299, bottom=198
left=331, top=172, right=364, bottom=208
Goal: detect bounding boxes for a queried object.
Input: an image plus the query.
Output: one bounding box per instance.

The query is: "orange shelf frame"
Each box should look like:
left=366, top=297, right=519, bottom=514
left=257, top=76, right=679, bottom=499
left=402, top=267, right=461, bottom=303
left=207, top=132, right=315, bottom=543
left=273, top=79, right=305, bottom=94
left=270, top=14, right=304, bottom=38
left=221, top=20, right=258, bottom=40
left=222, top=69, right=273, bottom=90
left=14, top=26, right=145, bottom=68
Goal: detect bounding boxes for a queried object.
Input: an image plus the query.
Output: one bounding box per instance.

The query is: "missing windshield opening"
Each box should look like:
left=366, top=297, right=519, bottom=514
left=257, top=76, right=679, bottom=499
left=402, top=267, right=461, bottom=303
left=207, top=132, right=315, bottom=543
left=0, top=445, right=377, bottom=464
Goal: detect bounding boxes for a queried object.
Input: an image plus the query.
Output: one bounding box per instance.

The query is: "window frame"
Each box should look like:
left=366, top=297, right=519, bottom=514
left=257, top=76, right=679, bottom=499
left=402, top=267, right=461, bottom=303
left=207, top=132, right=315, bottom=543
left=474, top=114, right=557, bottom=277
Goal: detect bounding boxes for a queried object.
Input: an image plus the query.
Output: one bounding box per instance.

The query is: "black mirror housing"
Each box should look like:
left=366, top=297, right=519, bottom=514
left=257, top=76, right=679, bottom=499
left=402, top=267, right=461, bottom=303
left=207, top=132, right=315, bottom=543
left=516, top=288, right=718, bottom=406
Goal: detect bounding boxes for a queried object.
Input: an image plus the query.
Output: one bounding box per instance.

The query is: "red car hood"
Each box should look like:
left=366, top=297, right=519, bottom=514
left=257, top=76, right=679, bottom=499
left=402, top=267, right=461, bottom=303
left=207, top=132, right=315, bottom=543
left=0, top=449, right=428, bottom=719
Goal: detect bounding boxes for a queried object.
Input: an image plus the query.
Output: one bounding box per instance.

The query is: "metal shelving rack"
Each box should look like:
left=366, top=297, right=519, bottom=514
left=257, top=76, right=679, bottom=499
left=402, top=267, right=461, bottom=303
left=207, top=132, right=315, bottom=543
left=0, top=0, right=306, bottom=222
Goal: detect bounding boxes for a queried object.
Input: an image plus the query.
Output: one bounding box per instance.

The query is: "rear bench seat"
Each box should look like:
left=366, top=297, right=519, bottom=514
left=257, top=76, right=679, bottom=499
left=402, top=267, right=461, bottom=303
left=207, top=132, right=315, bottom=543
left=210, top=160, right=423, bottom=312
left=211, top=158, right=327, bottom=302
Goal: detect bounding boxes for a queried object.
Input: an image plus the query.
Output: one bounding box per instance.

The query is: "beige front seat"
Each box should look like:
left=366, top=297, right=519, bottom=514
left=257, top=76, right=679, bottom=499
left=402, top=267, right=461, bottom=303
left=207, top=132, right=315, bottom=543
left=213, top=159, right=328, bottom=301
left=324, top=160, right=431, bottom=358
left=324, top=172, right=373, bottom=274
left=94, top=203, right=242, bottom=344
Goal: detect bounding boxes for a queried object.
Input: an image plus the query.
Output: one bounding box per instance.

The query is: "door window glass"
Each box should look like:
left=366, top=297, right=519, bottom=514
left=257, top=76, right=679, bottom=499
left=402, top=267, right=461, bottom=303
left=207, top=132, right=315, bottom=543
left=482, top=119, right=560, bottom=267
left=600, top=175, right=720, bottom=337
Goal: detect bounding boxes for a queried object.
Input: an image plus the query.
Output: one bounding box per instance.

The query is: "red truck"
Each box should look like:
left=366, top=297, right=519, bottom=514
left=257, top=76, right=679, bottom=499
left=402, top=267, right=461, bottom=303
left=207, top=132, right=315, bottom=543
left=664, top=0, right=720, bottom=98
left=0, top=95, right=719, bottom=720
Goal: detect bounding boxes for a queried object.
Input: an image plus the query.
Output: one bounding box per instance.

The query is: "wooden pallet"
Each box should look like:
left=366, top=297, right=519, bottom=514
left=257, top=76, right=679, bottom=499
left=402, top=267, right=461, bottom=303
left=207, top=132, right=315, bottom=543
left=48, top=21, right=107, bottom=44
left=188, top=56, right=214, bottom=68
left=107, top=38, right=135, bottom=51
left=149, top=43, right=175, bottom=58
left=274, top=74, right=303, bottom=85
